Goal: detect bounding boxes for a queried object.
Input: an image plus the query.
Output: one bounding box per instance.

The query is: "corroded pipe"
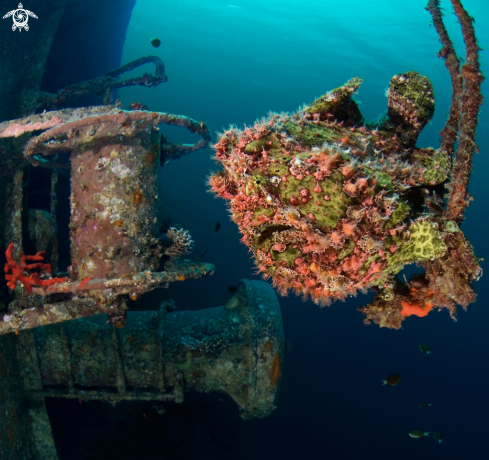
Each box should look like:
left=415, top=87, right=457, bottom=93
left=0, top=280, right=285, bottom=459
left=16, top=280, right=284, bottom=420
left=426, top=0, right=484, bottom=224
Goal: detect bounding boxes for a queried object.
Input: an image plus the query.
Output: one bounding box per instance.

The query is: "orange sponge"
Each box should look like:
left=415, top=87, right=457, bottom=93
left=401, top=300, right=434, bottom=317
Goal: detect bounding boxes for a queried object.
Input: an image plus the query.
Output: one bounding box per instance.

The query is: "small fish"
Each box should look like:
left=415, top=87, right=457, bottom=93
left=433, top=432, right=443, bottom=444
left=152, top=404, right=166, bottom=415
left=409, top=430, right=430, bottom=438
left=417, top=402, right=432, bottom=409
left=150, top=37, right=161, bottom=48
left=382, top=373, right=402, bottom=386
left=227, top=285, right=238, bottom=295
left=198, top=247, right=208, bottom=258
left=214, top=220, right=221, bottom=232
left=420, top=344, right=431, bottom=355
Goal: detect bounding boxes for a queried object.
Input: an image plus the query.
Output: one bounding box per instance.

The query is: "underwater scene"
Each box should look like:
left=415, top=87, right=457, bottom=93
left=0, top=0, right=488, bottom=458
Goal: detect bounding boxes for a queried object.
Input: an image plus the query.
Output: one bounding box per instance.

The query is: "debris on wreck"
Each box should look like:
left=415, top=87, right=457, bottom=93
left=0, top=280, right=286, bottom=457
left=0, top=104, right=212, bottom=335
left=36, top=55, right=168, bottom=113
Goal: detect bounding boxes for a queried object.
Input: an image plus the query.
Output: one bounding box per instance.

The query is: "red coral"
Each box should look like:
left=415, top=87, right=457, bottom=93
left=77, top=277, right=93, bottom=289
left=4, top=243, right=68, bottom=294
left=129, top=101, right=149, bottom=111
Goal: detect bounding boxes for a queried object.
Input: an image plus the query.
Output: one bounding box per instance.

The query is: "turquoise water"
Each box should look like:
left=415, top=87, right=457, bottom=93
left=101, top=1, right=489, bottom=458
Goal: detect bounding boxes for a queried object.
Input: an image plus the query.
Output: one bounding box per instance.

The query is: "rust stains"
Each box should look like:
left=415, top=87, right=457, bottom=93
left=269, top=352, right=282, bottom=385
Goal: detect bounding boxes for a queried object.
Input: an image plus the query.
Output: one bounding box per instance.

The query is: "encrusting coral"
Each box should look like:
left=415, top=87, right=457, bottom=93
left=210, top=0, right=483, bottom=329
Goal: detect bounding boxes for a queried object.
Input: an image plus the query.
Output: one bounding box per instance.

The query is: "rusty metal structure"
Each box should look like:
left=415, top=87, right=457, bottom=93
left=0, top=2, right=287, bottom=458
left=0, top=96, right=287, bottom=460
left=0, top=105, right=214, bottom=335
left=0, top=0, right=141, bottom=123
left=0, top=26, right=287, bottom=453
left=0, top=280, right=285, bottom=458
left=0, top=90, right=287, bottom=460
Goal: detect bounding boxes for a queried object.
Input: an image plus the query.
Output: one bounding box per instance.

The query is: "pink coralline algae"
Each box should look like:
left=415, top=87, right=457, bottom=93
left=209, top=1, right=483, bottom=329
left=0, top=116, right=62, bottom=138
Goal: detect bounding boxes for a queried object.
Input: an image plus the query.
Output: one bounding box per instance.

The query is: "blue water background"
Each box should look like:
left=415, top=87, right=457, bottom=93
left=119, top=1, right=489, bottom=458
